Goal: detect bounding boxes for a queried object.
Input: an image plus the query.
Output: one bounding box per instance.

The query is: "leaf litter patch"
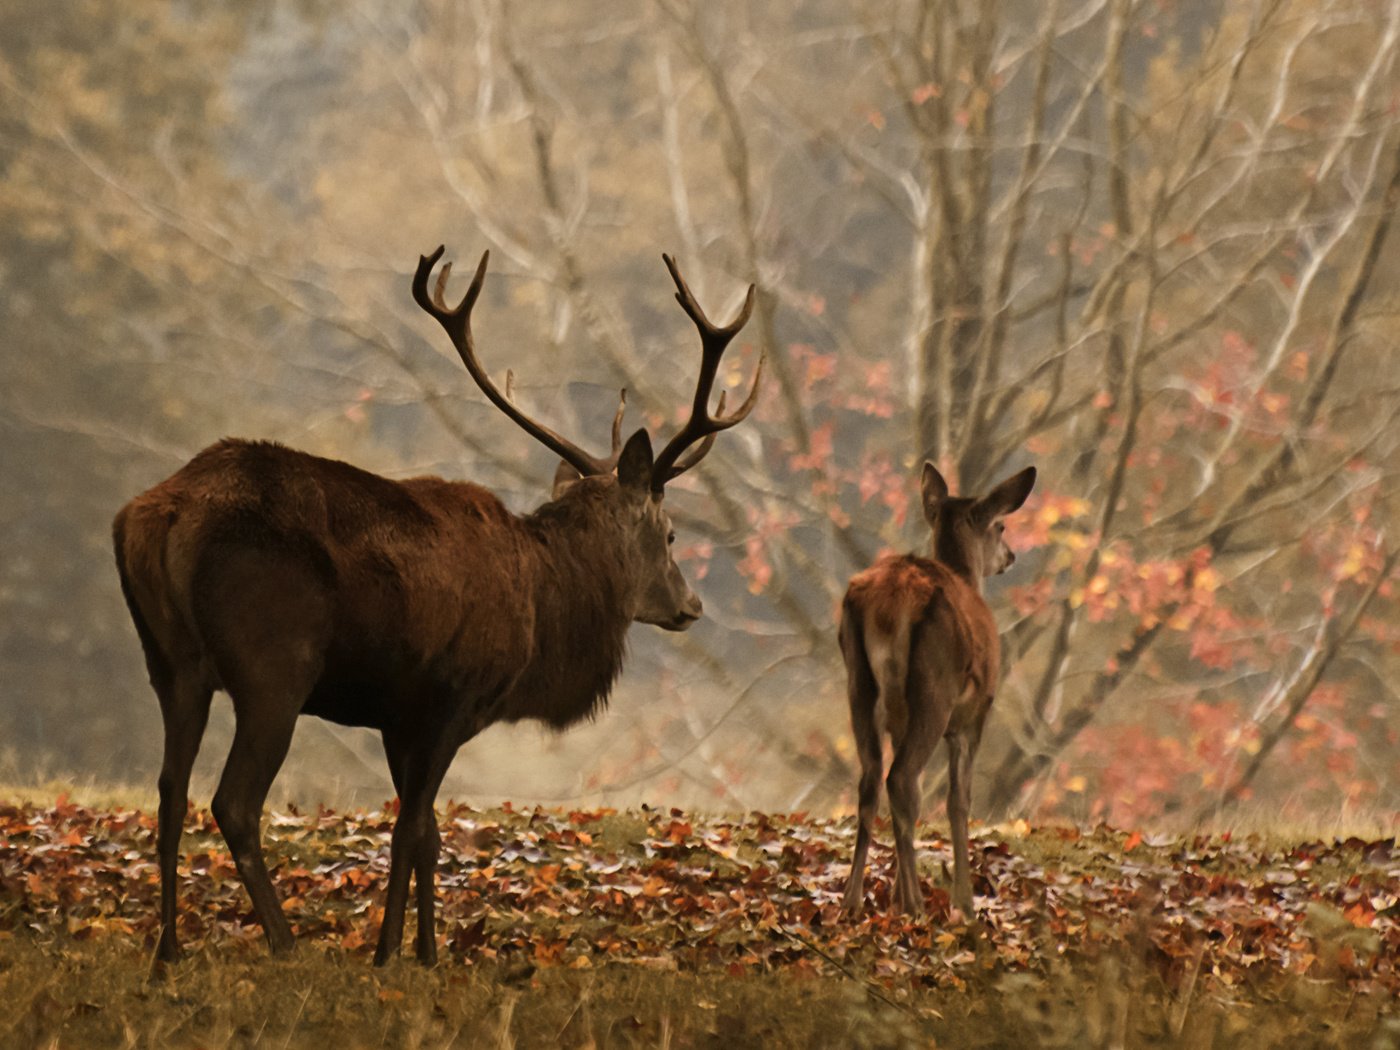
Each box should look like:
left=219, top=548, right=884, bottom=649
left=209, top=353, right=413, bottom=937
left=0, top=798, right=1395, bottom=997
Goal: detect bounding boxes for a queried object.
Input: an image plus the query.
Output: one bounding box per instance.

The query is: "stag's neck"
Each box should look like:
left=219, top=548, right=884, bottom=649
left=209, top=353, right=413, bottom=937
left=513, top=487, right=635, bottom=727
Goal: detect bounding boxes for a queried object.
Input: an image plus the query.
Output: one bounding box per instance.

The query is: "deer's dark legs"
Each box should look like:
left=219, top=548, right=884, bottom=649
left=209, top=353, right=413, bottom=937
left=211, top=707, right=300, bottom=954
left=374, top=728, right=464, bottom=966
left=843, top=723, right=884, bottom=916
left=886, top=721, right=943, bottom=915
left=946, top=719, right=985, bottom=914
left=887, top=641, right=954, bottom=916
left=840, top=611, right=882, bottom=916
left=153, top=670, right=212, bottom=962
left=411, top=801, right=444, bottom=964
left=197, top=545, right=330, bottom=955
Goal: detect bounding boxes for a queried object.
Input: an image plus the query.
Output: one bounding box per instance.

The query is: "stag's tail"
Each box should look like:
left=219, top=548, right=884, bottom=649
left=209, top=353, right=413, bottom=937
left=113, top=502, right=174, bottom=690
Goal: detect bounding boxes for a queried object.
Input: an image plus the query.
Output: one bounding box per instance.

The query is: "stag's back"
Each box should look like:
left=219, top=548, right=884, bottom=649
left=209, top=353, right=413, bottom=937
left=112, top=438, right=534, bottom=712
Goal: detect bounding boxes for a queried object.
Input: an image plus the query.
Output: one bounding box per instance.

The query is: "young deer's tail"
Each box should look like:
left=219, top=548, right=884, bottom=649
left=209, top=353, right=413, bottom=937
left=840, top=596, right=887, bottom=768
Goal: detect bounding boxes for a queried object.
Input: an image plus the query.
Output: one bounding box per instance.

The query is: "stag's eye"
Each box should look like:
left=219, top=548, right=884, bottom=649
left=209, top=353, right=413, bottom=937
left=667, top=531, right=677, bottom=546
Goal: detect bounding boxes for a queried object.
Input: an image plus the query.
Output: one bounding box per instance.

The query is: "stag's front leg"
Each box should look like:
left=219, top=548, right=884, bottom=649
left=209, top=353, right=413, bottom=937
left=374, top=731, right=462, bottom=967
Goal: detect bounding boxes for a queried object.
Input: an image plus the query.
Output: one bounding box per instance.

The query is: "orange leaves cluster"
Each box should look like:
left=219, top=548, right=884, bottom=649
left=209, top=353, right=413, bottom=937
left=787, top=420, right=835, bottom=473
left=736, top=505, right=801, bottom=595
left=1177, top=330, right=1295, bottom=435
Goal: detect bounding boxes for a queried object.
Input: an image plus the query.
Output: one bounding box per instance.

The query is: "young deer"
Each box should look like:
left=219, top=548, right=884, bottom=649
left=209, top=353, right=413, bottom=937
left=840, top=462, right=1035, bottom=917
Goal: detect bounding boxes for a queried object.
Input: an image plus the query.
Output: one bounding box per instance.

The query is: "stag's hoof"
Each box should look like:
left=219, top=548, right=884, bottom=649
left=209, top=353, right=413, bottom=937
left=266, top=930, right=297, bottom=957
left=150, top=943, right=184, bottom=980
left=155, top=941, right=184, bottom=966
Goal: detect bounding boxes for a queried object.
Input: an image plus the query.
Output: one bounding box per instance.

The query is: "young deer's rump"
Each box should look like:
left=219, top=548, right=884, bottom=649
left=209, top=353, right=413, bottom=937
left=840, top=462, right=1035, bottom=917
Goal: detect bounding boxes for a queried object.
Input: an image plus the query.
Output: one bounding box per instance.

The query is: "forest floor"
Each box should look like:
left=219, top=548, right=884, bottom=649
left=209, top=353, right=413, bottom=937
left=0, top=796, right=1396, bottom=1048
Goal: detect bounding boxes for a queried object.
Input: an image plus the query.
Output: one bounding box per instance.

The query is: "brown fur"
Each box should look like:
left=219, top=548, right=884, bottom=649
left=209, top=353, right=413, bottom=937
left=115, top=440, right=635, bottom=729
left=114, top=438, right=674, bottom=967
left=840, top=464, right=1035, bottom=919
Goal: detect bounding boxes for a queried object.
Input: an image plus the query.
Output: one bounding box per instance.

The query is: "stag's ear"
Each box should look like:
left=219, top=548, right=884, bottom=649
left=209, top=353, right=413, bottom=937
left=921, top=461, right=950, bottom=527
left=552, top=460, right=583, bottom=499
left=616, top=429, right=654, bottom=494
left=976, top=466, right=1037, bottom=523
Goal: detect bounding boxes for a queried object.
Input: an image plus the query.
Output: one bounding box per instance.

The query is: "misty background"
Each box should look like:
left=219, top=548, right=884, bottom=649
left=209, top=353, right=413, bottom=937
left=2, top=0, right=1397, bottom=827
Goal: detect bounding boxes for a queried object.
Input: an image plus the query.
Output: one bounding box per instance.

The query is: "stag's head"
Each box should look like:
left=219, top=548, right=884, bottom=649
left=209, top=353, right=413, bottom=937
left=413, top=247, right=761, bottom=632
left=920, top=463, right=1037, bottom=582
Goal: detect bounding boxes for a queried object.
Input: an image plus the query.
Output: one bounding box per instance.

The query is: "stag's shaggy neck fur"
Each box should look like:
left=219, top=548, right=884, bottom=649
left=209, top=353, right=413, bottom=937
left=507, top=477, right=637, bottom=728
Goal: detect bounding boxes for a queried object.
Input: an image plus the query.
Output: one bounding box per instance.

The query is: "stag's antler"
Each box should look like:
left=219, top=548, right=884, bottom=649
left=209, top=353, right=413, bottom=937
left=413, top=247, right=618, bottom=478
left=650, top=255, right=763, bottom=492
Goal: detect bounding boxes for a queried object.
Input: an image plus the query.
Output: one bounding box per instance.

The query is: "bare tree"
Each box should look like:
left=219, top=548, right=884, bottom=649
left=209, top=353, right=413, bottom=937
left=6, top=0, right=1398, bottom=819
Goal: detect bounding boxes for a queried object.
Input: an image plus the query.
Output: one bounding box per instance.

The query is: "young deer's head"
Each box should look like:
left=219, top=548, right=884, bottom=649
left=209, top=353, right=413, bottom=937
left=415, top=247, right=761, bottom=635
left=921, top=463, right=1037, bottom=584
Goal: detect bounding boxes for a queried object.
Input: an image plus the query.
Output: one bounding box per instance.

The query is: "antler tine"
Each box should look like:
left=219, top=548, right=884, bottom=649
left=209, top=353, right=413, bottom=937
left=662, top=253, right=756, bottom=339
left=412, top=246, right=613, bottom=478
left=610, top=389, right=628, bottom=456
left=585, top=388, right=630, bottom=473
left=663, top=392, right=723, bottom=480
left=650, top=255, right=763, bottom=491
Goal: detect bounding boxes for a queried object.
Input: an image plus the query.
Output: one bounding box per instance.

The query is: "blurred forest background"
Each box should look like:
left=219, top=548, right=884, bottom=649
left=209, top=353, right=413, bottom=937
left=2, top=0, right=1397, bottom=828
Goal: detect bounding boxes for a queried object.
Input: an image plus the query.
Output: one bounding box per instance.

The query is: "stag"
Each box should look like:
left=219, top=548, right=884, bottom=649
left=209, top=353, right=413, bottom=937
left=839, top=462, right=1035, bottom=918
left=113, top=246, right=761, bottom=966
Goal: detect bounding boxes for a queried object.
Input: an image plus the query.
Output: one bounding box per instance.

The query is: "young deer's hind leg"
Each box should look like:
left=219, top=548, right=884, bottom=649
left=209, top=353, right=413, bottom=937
left=886, top=622, right=960, bottom=916
left=886, top=723, right=945, bottom=915
left=945, top=714, right=987, bottom=915
left=881, top=616, right=953, bottom=916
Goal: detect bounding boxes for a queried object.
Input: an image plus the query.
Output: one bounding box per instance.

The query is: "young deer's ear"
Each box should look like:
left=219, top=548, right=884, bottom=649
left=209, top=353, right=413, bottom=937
left=616, top=429, right=655, bottom=493
left=552, top=460, right=582, bottom=499
left=976, top=466, right=1037, bottom=522
left=921, top=461, right=950, bottom=526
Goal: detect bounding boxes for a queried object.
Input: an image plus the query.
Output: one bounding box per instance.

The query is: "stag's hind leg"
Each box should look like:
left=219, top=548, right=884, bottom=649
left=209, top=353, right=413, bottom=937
left=198, top=546, right=330, bottom=955
left=210, top=703, right=304, bottom=954
left=839, top=608, right=882, bottom=917
left=153, top=667, right=213, bottom=962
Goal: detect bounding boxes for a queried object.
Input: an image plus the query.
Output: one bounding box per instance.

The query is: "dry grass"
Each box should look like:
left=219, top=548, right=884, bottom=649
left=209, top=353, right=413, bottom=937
left=1, top=931, right=1393, bottom=1049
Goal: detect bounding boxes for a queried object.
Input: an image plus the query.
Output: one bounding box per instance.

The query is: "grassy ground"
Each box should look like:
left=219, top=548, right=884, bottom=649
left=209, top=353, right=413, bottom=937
left=1, top=796, right=1396, bottom=1049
